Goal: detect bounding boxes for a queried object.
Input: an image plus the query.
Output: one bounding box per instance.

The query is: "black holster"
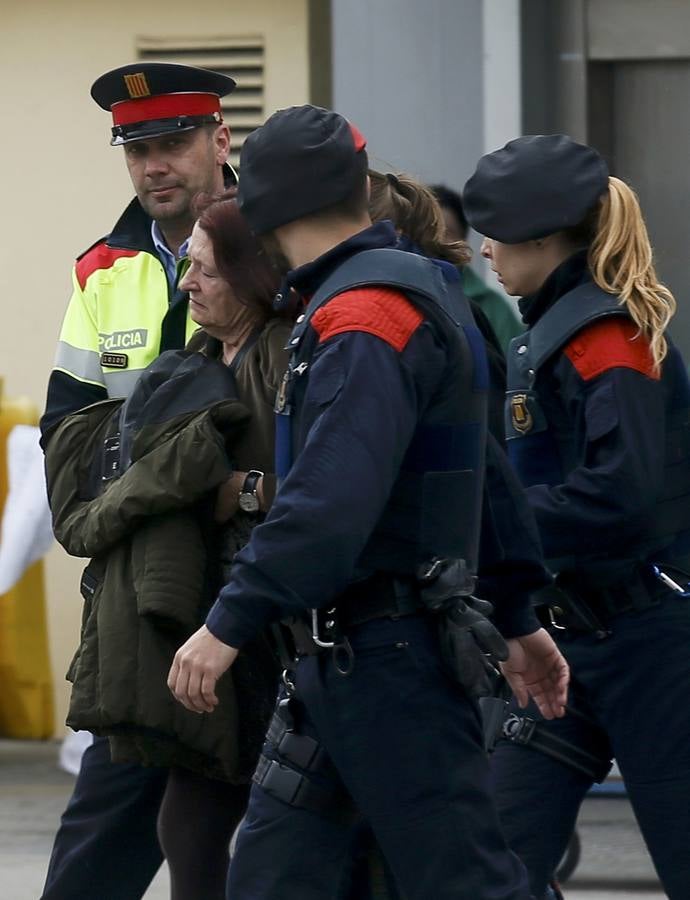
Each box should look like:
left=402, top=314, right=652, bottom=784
left=253, top=697, right=356, bottom=822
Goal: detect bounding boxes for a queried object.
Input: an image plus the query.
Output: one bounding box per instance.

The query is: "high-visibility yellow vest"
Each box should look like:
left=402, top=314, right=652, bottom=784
left=0, top=380, right=54, bottom=738
left=44, top=183, right=233, bottom=430
left=54, top=243, right=197, bottom=400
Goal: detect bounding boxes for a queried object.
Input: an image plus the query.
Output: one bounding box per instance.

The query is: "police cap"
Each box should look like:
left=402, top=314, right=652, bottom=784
left=91, top=62, right=236, bottom=146
left=462, top=134, right=609, bottom=243
left=237, top=104, right=367, bottom=235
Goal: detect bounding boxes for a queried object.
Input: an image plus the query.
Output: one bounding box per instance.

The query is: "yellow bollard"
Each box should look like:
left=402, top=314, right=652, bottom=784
left=0, top=377, right=54, bottom=738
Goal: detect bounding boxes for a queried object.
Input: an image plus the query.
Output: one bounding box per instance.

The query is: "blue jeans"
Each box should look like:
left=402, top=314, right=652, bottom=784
left=227, top=614, right=531, bottom=900
left=491, top=594, right=690, bottom=900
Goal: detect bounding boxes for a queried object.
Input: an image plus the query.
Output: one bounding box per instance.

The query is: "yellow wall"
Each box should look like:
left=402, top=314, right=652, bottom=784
left=0, top=0, right=309, bottom=735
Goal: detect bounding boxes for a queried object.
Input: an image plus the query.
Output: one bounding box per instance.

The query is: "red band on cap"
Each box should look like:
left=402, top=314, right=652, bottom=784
left=349, top=122, right=367, bottom=152
left=111, top=93, right=221, bottom=126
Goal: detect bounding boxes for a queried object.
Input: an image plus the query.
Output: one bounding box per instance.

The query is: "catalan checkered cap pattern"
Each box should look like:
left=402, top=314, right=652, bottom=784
left=237, top=105, right=367, bottom=235
left=462, top=134, right=609, bottom=243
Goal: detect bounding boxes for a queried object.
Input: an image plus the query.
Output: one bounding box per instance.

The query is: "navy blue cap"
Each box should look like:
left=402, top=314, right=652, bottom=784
left=237, top=105, right=367, bottom=235
left=91, top=62, right=236, bottom=146
left=463, top=134, right=609, bottom=243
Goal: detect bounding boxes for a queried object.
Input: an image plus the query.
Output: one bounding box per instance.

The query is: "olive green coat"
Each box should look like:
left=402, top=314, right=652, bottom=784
left=44, top=347, right=278, bottom=782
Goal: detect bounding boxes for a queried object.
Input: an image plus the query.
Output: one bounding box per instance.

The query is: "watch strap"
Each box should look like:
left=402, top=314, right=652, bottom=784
left=241, top=469, right=263, bottom=496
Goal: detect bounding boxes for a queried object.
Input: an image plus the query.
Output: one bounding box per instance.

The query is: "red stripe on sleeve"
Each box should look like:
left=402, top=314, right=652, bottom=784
left=311, top=287, right=423, bottom=352
left=564, top=318, right=659, bottom=381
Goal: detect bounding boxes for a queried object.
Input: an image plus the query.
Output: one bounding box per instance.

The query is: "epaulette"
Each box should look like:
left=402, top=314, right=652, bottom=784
left=564, top=317, right=658, bottom=381
left=311, top=287, right=423, bottom=352
left=75, top=239, right=139, bottom=290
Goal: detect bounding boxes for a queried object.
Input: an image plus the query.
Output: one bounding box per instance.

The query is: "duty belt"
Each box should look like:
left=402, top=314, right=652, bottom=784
left=335, top=573, right=423, bottom=627
left=535, top=568, right=668, bottom=638
left=279, top=573, right=424, bottom=659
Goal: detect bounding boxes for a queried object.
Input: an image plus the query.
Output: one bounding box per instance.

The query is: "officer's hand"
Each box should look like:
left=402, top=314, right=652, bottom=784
left=167, top=625, right=238, bottom=714
left=501, top=628, right=569, bottom=720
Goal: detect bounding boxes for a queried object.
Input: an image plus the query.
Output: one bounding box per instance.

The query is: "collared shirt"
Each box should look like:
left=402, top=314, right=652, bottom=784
left=151, top=221, right=190, bottom=289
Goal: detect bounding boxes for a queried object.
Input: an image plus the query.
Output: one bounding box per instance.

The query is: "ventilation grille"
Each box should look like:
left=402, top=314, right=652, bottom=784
left=137, top=36, right=265, bottom=167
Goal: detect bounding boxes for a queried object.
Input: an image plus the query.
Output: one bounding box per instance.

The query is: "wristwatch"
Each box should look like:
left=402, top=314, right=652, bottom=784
left=238, top=469, right=264, bottom=514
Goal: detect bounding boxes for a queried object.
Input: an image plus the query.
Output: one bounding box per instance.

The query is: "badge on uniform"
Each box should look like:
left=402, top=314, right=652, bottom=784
left=123, top=72, right=151, bottom=99
left=505, top=390, right=549, bottom=441
left=510, top=392, right=533, bottom=434
left=101, top=352, right=128, bottom=369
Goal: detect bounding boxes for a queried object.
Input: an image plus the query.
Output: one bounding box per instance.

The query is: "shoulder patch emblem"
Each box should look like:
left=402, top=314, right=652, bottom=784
left=311, top=287, right=423, bottom=352
left=564, top=318, right=659, bottom=381
left=76, top=245, right=139, bottom=290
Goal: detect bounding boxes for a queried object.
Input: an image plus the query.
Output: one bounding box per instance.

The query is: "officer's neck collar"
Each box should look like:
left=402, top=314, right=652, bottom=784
left=285, top=220, right=397, bottom=297
left=519, top=249, right=590, bottom=327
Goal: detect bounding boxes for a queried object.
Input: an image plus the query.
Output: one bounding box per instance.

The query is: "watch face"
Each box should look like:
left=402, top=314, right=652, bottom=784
left=239, top=492, right=260, bottom=513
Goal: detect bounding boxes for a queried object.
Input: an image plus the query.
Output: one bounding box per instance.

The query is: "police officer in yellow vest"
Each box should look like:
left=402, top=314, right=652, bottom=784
left=41, top=62, right=236, bottom=433
left=39, top=62, right=236, bottom=900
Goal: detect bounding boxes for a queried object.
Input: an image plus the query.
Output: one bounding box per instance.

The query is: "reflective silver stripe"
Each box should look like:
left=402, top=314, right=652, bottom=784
left=103, top=368, right=145, bottom=399
left=54, top=341, right=104, bottom=387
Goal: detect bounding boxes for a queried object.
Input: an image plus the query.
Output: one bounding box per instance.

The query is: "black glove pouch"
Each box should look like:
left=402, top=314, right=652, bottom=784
left=437, top=597, right=509, bottom=698
left=417, top=560, right=509, bottom=699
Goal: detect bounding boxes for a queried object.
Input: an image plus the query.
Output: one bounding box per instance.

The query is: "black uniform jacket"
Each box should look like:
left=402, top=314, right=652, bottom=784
left=206, top=223, right=546, bottom=648
left=515, top=251, right=690, bottom=583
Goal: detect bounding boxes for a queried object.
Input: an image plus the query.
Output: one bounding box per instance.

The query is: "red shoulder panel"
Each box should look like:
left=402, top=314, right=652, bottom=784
left=564, top=317, right=659, bottom=381
left=75, top=243, right=139, bottom=290
left=311, top=287, right=423, bottom=352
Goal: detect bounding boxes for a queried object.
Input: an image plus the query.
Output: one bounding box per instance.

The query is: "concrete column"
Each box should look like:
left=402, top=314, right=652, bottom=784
left=482, top=0, right=522, bottom=153
left=331, top=0, right=484, bottom=189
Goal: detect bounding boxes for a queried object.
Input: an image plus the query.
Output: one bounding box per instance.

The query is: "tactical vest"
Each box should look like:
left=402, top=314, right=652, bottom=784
left=505, top=281, right=690, bottom=557
left=275, top=248, right=489, bottom=575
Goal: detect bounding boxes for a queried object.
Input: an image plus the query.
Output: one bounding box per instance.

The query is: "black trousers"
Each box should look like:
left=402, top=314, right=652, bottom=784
left=491, top=593, right=690, bottom=900
left=41, top=736, right=166, bottom=900
left=227, top=614, right=531, bottom=900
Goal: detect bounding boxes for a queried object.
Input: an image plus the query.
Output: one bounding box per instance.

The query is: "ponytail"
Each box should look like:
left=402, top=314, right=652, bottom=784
left=589, top=176, right=675, bottom=370
left=368, top=169, right=471, bottom=266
